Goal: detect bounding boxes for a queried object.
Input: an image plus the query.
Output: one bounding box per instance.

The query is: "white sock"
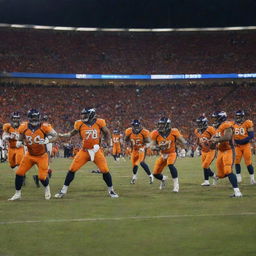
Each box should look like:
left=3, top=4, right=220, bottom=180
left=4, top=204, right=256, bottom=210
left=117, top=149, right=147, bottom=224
left=250, top=174, right=255, bottom=180
left=173, top=177, right=179, bottom=185
left=15, top=190, right=21, bottom=195
left=149, top=174, right=153, bottom=177
left=108, top=186, right=114, bottom=192
left=61, top=185, right=68, bottom=194
left=234, top=187, right=240, bottom=193
left=132, top=174, right=137, bottom=179
left=162, top=175, right=167, bottom=181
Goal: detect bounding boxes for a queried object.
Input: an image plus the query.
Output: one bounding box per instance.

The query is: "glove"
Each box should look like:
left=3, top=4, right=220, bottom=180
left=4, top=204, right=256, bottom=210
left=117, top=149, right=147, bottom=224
left=16, top=141, right=23, bottom=148
left=2, top=134, right=10, bottom=141
left=38, top=137, right=50, bottom=145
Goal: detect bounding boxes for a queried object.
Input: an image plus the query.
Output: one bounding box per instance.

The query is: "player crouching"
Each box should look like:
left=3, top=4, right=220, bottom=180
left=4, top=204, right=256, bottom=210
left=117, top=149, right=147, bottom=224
left=8, top=109, right=58, bottom=201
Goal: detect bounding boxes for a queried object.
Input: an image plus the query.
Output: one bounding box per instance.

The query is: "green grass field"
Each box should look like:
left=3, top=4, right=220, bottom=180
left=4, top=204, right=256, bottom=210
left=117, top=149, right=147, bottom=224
left=0, top=156, right=256, bottom=256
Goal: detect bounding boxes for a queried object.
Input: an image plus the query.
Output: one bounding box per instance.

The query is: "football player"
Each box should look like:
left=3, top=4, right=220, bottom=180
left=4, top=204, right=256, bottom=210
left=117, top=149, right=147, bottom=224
left=194, top=116, right=217, bottom=186
left=33, top=114, right=53, bottom=188
left=151, top=117, right=188, bottom=192
left=8, top=109, right=58, bottom=200
left=111, top=129, right=122, bottom=161
left=210, top=111, right=242, bottom=197
left=124, top=120, right=154, bottom=184
left=233, top=110, right=255, bottom=184
left=2, top=112, right=24, bottom=171
left=55, top=108, right=119, bottom=198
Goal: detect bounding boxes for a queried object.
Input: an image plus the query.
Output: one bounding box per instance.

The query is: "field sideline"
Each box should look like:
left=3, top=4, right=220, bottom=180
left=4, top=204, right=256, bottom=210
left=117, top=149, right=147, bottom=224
left=0, top=156, right=256, bottom=256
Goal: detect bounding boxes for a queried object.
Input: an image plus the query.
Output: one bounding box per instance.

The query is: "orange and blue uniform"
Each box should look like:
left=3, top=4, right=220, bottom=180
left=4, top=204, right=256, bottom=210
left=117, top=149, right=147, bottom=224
left=3, top=123, right=24, bottom=168
left=214, top=121, right=235, bottom=178
left=16, top=122, right=53, bottom=180
left=233, top=120, right=254, bottom=166
left=112, top=133, right=122, bottom=155
left=125, top=127, right=149, bottom=166
left=194, top=126, right=216, bottom=169
left=151, top=128, right=182, bottom=174
left=69, top=118, right=109, bottom=173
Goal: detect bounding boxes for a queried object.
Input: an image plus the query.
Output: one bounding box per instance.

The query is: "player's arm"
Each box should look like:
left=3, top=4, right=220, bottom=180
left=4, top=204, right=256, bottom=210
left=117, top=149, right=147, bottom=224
left=59, top=129, right=78, bottom=138
left=46, top=129, right=58, bottom=143
left=15, top=133, right=25, bottom=148
left=177, top=136, right=189, bottom=150
left=235, top=126, right=254, bottom=145
left=101, top=126, right=112, bottom=147
left=212, top=127, right=233, bottom=143
left=2, top=131, right=11, bottom=141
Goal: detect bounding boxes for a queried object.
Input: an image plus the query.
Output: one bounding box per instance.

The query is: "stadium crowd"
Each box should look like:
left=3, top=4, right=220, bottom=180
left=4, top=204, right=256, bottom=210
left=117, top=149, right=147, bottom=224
left=0, top=28, right=256, bottom=74
left=0, top=82, right=256, bottom=141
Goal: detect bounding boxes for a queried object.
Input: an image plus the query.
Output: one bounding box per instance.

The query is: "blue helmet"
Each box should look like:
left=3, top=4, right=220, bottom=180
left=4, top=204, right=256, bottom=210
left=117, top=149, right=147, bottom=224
left=211, top=111, right=227, bottom=127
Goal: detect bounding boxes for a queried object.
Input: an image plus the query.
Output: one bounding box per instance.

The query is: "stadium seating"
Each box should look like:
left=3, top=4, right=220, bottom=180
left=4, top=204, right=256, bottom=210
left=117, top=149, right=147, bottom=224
left=0, top=28, right=256, bottom=74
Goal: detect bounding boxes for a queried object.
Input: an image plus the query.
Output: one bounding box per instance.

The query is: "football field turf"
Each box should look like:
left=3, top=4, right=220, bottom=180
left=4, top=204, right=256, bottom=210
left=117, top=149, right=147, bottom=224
left=0, top=156, right=256, bottom=256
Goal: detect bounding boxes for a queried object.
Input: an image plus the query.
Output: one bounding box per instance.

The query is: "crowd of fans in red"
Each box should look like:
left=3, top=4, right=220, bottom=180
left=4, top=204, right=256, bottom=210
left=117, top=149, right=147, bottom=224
left=1, top=27, right=256, bottom=74
left=1, top=82, right=256, bottom=143
left=1, top=28, right=256, bottom=147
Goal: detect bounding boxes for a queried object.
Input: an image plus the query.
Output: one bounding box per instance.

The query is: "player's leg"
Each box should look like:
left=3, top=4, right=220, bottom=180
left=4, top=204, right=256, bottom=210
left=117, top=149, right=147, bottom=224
left=243, top=144, right=255, bottom=184
left=223, top=150, right=242, bottom=197
left=201, top=152, right=210, bottom=185
left=112, top=145, right=117, bottom=161
left=202, top=150, right=216, bottom=186
left=37, top=153, right=51, bottom=200
left=9, top=153, right=34, bottom=200
left=153, top=157, right=167, bottom=189
left=15, top=147, right=26, bottom=186
left=235, top=146, right=243, bottom=183
left=8, top=148, right=17, bottom=170
left=94, top=150, right=118, bottom=198
left=55, top=149, right=89, bottom=198
left=130, top=151, right=139, bottom=184
left=167, top=153, right=179, bottom=192
left=139, top=150, right=154, bottom=184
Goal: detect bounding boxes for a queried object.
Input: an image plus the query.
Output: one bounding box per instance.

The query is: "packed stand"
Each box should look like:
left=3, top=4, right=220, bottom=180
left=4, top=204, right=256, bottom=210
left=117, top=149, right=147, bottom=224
left=1, top=28, right=256, bottom=74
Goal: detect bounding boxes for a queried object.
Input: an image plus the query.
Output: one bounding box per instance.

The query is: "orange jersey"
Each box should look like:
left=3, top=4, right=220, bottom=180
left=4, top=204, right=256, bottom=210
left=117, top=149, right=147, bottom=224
left=112, top=134, right=122, bottom=145
left=3, top=123, right=20, bottom=148
left=151, top=128, right=182, bottom=154
left=194, top=126, right=215, bottom=152
left=125, top=128, right=150, bottom=150
left=233, top=120, right=253, bottom=141
left=215, top=121, right=234, bottom=152
left=74, top=118, right=106, bottom=149
left=19, top=122, right=53, bottom=156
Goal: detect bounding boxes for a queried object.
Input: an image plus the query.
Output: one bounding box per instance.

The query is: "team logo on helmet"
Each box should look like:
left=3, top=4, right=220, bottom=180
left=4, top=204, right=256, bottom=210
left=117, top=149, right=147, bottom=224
left=81, top=108, right=96, bottom=123
left=211, top=111, right=227, bottom=127
left=235, top=110, right=245, bottom=124
left=131, top=119, right=142, bottom=134
left=196, top=116, right=208, bottom=130
left=28, top=109, right=41, bottom=127
left=158, top=117, right=171, bottom=133
left=11, top=112, right=21, bottom=128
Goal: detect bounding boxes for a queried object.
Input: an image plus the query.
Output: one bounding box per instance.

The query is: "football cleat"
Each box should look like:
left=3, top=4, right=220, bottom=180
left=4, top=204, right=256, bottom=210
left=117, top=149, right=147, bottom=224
left=201, top=180, right=210, bottom=186
left=212, top=174, right=218, bottom=185
left=54, top=192, right=66, bottom=198
left=8, top=191, right=21, bottom=201
left=149, top=175, right=154, bottom=184
left=45, top=185, right=51, bottom=200
left=130, top=175, right=137, bottom=184
left=230, top=191, right=243, bottom=198
left=159, top=176, right=167, bottom=190
left=109, top=190, right=119, bottom=198
left=236, top=174, right=242, bottom=183
left=250, top=178, right=256, bottom=185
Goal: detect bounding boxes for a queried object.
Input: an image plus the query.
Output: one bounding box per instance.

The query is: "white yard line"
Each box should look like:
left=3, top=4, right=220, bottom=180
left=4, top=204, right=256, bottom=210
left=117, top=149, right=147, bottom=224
left=1, top=212, right=255, bottom=225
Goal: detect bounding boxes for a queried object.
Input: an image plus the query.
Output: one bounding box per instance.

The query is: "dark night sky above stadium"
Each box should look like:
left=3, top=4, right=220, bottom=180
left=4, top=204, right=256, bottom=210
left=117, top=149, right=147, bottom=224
left=0, top=0, right=256, bottom=28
